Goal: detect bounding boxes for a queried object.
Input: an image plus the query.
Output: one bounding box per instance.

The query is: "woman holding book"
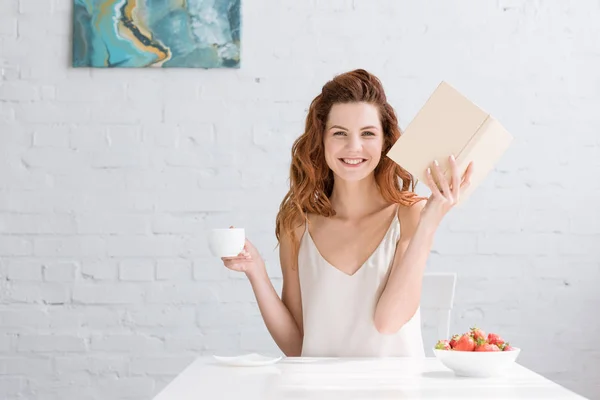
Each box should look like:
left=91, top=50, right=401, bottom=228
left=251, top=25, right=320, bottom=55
left=221, top=69, right=474, bottom=357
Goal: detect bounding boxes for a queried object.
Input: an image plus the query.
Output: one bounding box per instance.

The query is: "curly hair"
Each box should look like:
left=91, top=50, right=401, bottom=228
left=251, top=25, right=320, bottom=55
left=275, top=69, right=423, bottom=265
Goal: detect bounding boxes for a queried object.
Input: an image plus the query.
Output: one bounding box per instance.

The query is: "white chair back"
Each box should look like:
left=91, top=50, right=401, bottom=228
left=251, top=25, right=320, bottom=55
left=421, top=272, right=457, bottom=342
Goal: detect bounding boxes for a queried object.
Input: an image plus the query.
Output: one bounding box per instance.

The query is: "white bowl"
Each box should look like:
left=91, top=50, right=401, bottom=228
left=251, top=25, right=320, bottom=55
left=433, top=348, right=521, bottom=377
left=208, top=228, right=245, bottom=257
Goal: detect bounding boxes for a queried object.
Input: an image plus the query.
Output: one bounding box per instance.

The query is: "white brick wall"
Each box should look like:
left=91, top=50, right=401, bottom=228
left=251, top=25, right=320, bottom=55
left=1, top=0, right=599, bottom=399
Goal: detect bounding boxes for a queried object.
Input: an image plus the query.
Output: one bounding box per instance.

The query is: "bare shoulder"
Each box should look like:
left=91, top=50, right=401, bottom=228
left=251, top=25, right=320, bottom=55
left=397, top=199, right=426, bottom=239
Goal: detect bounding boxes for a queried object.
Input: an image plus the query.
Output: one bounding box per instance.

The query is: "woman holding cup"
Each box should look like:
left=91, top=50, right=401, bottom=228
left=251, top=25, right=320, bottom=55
left=220, top=69, right=473, bottom=357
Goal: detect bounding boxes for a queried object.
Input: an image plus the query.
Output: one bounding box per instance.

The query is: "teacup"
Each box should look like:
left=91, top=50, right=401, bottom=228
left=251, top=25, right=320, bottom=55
left=208, top=228, right=245, bottom=258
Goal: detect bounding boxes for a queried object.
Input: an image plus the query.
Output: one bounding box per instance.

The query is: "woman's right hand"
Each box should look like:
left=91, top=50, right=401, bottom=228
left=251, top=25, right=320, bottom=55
left=221, top=228, right=266, bottom=278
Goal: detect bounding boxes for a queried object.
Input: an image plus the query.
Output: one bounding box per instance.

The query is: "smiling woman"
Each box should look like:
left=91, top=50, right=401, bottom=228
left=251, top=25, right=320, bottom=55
left=324, top=105, right=385, bottom=177
left=220, top=69, right=473, bottom=358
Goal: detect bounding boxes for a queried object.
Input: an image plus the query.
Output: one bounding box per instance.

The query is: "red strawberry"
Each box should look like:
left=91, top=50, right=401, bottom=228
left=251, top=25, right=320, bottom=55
left=475, top=342, right=501, bottom=352
left=502, top=343, right=516, bottom=351
left=453, top=333, right=476, bottom=351
left=435, top=339, right=451, bottom=350
left=470, top=326, right=486, bottom=342
left=487, top=333, right=505, bottom=347
left=449, top=334, right=460, bottom=349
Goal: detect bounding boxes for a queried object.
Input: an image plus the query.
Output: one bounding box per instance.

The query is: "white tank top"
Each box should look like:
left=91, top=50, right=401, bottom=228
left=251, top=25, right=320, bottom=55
left=298, top=209, right=425, bottom=358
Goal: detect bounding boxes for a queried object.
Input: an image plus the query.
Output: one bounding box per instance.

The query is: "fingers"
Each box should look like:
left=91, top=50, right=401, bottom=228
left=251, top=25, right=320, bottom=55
left=222, top=254, right=251, bottom=271
left=221, top=255, right=249, bottom=262
left=432, top=159, right=451, bottom=199
left=460, top=161, right=474, bottom=189
left=426, top=166, right=444, bottom=198
left=221, top=250, right=250, bottom=262
left=449, top=155, right=460, bottom=200
left=427, top=157, right=474, bottom=203
left=222, top=259, right=249, bottom=272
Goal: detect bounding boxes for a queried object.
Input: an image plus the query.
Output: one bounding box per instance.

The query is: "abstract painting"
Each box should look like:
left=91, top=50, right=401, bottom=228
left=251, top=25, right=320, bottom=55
left=72, top=0, right=241, bottom=68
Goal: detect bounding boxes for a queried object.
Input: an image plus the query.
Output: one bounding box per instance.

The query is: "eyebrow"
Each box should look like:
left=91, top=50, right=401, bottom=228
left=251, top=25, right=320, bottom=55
left=328, top=125, right=379, bottom=131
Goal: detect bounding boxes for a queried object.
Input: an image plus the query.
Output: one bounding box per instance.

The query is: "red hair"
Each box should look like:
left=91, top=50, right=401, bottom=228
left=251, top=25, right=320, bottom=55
left=275, top=69, right=423, bottom=262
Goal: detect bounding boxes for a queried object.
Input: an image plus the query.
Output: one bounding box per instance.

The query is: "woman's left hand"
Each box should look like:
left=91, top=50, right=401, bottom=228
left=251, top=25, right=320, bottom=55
left=420, top=155, right=474, bottom=227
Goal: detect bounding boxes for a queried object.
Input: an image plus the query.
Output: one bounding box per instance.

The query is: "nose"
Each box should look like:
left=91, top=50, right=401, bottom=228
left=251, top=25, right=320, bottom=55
left=346, top=133, right=362, bottom=152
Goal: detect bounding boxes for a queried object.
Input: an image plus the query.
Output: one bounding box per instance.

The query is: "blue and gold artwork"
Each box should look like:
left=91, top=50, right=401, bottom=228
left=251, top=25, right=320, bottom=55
left=72, top=0, right=241, bottom=68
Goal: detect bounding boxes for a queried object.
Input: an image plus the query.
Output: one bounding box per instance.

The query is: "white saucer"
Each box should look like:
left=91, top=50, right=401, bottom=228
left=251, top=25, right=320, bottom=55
left=212, top=353, right=282, bottom=367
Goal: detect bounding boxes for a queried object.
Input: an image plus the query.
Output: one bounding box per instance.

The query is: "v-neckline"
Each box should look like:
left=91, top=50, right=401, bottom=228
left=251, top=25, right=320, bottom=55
left=305, top=209, right=399, bottom=277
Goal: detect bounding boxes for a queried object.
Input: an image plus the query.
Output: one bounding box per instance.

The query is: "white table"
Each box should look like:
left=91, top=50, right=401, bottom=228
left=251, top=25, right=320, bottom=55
left=153, top=356, right=586, bottom=400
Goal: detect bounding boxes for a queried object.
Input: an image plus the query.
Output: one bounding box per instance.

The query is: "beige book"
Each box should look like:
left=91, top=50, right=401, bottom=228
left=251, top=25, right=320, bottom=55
left=387, top=81, right=513, bottom=205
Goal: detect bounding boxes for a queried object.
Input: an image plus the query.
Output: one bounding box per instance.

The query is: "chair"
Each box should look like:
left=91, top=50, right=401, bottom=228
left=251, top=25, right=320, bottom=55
left=421, top=272, right=457, bottom=342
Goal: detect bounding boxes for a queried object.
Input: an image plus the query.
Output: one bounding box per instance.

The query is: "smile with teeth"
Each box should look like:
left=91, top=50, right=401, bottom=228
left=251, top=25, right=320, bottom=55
left=341, top=158, right=366, bottom=165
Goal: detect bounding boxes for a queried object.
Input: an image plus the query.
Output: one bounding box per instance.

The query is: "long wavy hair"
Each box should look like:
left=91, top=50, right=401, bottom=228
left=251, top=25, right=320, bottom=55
left=275, top=69, right=423, bottom=264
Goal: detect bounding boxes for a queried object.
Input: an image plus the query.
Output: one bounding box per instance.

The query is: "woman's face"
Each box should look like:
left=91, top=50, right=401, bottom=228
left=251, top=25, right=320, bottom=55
left=323, top=102, right=384, bottom=182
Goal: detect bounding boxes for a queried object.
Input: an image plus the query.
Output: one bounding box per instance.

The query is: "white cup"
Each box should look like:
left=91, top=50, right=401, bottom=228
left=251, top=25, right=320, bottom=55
left=208, top=228, right=245, bottom=258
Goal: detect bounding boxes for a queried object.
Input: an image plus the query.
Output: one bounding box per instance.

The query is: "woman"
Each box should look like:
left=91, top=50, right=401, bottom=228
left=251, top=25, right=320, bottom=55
left=221, top=69, right=474, bottom=357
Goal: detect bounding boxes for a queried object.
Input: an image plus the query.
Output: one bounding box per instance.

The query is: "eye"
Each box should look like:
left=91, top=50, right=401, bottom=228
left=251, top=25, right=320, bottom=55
left=362, top=131, right=376, bottom=136
left=333, top=131, right=346, bottom=136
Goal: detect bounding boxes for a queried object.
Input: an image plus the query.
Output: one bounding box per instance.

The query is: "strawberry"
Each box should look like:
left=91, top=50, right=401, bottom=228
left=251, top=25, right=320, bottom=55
left=449, top=334, right=461, bottom=349
left=475, top=342, right=501, bottom=352
left=470, top=326, right=486, bottom=342
left=453, top=333, right=476, bottom=351
left=502, top=343, right=516, bottom=351
left=487, top=332, right=505, bottom=347
left=435, top=339, right=451, bottom=350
